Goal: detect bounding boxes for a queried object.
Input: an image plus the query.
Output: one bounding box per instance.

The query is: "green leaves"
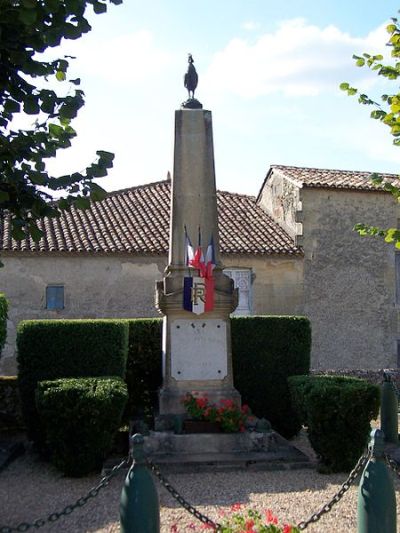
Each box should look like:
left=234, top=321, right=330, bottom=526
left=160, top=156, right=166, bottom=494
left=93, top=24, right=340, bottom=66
left=0, top=0, right=122, bottom=246
left=23, top=96, right=40, bottom=114
left=339, top=82, right=357, bottom=96
left=55, top=70, right=66, bottom=81
left=93, top=1, right=107, bottom=14
left=19, top=7, right=37, bottom=25
left=343, top=15, right=400, bottom=249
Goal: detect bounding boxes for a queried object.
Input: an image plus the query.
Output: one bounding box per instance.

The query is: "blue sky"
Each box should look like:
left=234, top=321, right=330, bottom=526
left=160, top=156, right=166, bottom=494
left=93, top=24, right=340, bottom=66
left=45, top=0, right=400, bottom=196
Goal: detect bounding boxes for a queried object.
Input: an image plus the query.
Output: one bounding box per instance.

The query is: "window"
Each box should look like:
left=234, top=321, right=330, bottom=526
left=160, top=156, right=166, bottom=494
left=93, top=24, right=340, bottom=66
left=46, top=285, right=64, bottom=310
left=224, top=269, right=252, bottom=316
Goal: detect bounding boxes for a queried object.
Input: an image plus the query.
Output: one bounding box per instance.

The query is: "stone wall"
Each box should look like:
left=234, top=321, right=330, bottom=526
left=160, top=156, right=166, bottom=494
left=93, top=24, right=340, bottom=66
left=257, top=170, right=302, bottom=242
left=224, top=254, right=303, bottom=316
left=0, top=253, right=166, bottom=375
left=0, top=251, right=303, bottom=375
left=301, top=187, right=399, bottom=370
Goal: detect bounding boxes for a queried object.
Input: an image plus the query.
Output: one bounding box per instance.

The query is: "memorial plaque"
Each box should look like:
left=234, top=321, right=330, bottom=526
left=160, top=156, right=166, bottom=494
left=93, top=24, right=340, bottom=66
left=171, top=319, right=227, bottom=380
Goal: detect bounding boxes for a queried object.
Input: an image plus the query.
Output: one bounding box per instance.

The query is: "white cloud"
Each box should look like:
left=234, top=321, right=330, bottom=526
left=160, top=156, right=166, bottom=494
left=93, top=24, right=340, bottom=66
left=63, top=30, right=173, bottom=86
left=202, top=18, right=389, bottom=98
left=242, top=21, right=260, bottom=31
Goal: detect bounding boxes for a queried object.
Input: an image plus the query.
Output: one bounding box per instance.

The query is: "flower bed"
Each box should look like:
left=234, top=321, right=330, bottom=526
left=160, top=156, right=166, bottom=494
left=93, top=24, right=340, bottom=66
left=182, top=393, right=252, bottom=433
left=171, top=505, right=299, bottom=532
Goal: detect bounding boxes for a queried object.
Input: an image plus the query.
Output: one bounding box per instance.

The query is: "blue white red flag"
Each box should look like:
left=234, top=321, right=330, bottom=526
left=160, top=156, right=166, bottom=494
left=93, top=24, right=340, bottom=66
left=183, top=229, right=216, bottom=313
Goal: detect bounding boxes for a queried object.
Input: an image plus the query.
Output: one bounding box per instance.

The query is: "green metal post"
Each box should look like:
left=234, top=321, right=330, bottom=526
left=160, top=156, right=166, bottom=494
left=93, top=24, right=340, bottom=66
left=381, top=373, right=398, bottom=444
left=357, top=429, right=396, bottom=533
left=120, top=433, right=160, bottom=533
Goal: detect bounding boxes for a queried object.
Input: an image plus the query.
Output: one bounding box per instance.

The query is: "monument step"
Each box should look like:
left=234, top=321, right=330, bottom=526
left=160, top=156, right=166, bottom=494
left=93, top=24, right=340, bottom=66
left=102, top=430, right=314, bottom=475
left=142, top=430, right=313, bottom=473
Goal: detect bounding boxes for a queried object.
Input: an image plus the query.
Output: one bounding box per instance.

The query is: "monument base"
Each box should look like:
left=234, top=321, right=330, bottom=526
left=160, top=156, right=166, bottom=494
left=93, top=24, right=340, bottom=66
left=141, top=430, right=312, bottom=473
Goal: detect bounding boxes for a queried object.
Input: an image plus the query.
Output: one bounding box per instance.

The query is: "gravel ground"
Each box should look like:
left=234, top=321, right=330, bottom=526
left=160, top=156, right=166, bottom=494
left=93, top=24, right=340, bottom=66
left=1, top=433, right=400, bottom=533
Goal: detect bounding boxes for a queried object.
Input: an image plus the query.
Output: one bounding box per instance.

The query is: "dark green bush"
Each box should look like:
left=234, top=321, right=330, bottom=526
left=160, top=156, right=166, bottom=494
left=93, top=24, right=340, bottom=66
left=36, top=377, right=128, bottom=476
left=17, top=319, right=128, bottom=443
left=0, top=293, right=8, bottom=357
left=0, top=376, right=24, bottom=432
left=288, top=375, right=380, bottom=472
left=231, top=316, right=311, bottom=438
left=124, top=318, right=162, bottom=421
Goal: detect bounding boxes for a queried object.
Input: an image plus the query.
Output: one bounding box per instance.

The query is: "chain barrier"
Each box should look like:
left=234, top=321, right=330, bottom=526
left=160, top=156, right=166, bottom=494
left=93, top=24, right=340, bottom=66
left=296, top=451, right=371, bottom=530
left=0, top=457, right=129, bottom=533
left=146, top=458, right=221, bottom=530
left=385, top=453, right=400, bottom=477
left=148, top=450, right=372, bottom=532
left=0, top=444, right=388, bottom=533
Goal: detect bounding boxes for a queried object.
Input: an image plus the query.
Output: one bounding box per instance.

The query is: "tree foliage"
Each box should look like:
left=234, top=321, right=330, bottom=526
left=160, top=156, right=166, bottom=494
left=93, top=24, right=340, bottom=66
left=340, top=15, right=400, bottom=247
left=0, top=0, right=122, bottom=243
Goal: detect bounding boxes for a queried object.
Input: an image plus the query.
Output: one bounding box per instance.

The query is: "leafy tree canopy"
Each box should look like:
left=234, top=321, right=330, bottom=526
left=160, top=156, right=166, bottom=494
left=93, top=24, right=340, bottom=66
left=0, top=0, right=122, bottom=244
left=341, top=15, right=400, bottom=248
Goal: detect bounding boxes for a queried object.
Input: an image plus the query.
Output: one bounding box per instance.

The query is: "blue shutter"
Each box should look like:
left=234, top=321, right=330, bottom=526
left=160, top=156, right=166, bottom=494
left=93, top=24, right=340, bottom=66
left=46, top=286, right=64, bottom=310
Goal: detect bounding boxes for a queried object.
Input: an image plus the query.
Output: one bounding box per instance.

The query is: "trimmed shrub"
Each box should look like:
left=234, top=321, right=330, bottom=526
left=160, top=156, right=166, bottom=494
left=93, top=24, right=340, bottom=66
left=36, top=377, right=128, bottom=476
left=231, top=316, right=311, bottom=438
left=124, top=318, right=162, bottom=421
left=288, top=375, right=380, bottom=472
left=17, top=319, right=128, bottom=443
left=0, top=293, right=8, bottom=357
left=0, top=376, right=24, bottom=432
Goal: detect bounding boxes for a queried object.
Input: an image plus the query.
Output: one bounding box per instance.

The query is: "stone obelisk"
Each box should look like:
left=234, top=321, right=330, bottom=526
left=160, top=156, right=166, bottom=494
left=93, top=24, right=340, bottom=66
left=155, top=55, right=240, bottom=415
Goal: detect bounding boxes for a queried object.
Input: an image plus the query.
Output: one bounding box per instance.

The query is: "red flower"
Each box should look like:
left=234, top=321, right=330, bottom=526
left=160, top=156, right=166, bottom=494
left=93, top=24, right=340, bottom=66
left=196, top=397, right=208, bottom=409
left=230, top=502, right=242, bottom=511
left=265, top=509, right=278, bottom=524
left=244, top=519, right=255, bottom=531
left=283, top=525, right=293, bottom=533
left=170, top=525, right=178, bottom=532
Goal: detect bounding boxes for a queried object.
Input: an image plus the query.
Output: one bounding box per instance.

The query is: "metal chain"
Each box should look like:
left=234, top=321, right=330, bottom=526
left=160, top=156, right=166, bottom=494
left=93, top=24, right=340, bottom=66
left=0, top=457, right=129, bottom=533
left=297, top=451, right=371, bottom=530
left=146, top=458, right=221, bottom=530
left=385, top=453, right=400, bottom=476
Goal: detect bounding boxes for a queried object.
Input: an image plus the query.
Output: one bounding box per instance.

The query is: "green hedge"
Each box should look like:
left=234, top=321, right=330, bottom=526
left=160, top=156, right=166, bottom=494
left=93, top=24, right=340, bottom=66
left=231, top=316, right=311, bottom=438
left=17, top=319, right=128, bottom=443
left=36, top=377, right=128, bottom=476
left=288, top=375, right=380, bottom=472
left=0, top=376, right=24, bottom=432
left=124, top=318, right=163, bottom=421
left=0, top=293, right=8, bottom=357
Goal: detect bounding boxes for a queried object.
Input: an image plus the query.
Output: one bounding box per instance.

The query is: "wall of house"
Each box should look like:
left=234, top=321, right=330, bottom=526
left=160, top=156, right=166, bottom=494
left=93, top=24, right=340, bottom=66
left=257, top=171, right=302, bottom=242
left=224, top=254, right=303, bottom=316
left=300, top=187, right=399, bottom=370
left=0, top=253, right=166, bottom=375
left=0, top=252, right=303, bottom=375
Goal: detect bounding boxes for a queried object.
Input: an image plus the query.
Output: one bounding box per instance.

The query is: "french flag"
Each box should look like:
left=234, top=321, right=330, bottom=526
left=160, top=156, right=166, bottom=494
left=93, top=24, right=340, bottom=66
left=183, top=229, right=216, bottom=314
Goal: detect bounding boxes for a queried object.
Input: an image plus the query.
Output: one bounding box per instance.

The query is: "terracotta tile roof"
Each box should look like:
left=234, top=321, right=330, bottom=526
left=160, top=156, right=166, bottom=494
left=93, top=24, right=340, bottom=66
left=269, top=164, right=400, bottom=191
left=0, top=180, right=300, bottom=256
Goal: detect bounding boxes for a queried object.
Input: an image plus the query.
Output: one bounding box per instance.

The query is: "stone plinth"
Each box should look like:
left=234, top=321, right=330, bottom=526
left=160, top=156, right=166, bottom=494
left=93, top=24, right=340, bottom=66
left=142, top=430, right=311, bottom=472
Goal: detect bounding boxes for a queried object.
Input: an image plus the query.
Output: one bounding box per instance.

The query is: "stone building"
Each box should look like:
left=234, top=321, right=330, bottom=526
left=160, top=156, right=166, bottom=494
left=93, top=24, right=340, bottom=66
left=0, top=165, right=399, bottom=375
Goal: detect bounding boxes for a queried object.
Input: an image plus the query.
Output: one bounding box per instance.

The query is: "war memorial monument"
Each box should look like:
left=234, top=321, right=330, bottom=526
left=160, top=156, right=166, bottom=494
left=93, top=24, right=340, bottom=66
left=145, top=56, right=307, bottom=468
